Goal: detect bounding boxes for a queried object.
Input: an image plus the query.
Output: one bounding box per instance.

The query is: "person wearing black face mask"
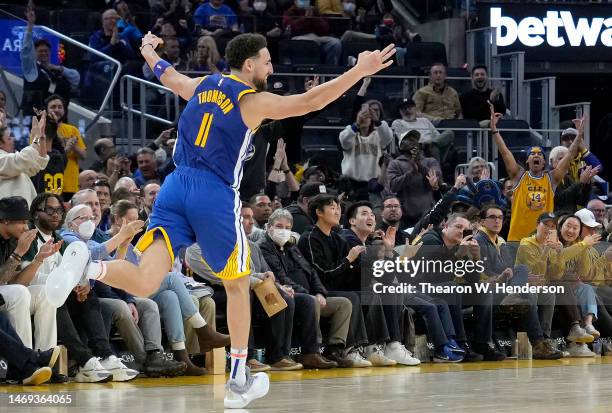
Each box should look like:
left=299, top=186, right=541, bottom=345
left=386, top=130, right=442, bottom=229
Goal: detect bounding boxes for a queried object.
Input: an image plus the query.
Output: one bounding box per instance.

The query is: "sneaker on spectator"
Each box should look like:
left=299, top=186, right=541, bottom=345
left=458, top=342, right=484, bottom=362
left=584, top=324, right=600, bottom=340
left=75, top=357, right=113, bottom=383
left=547, top=339, right=570, bottom=358
left=270, top=357, right=303, bottom=371
left=602, top=341, right=612, bottom=356
left=224, top=367, right=270, bottom=409
left=99, top=355, right=139, bottom=381
left=473, top=343, right=506, bottom=361
left=433, top=345, right=464, bottom=363
left=566, top=342, right=596, bottom=358
left=322, top=347, right=354, bottom=368
left=532, top=340, right=563, bottom=360
left=144, top=350, right=187, bottom=377
left=365, top=344, right=397, bottom=366
left=22, top=366, right=52, bottom=385
left=567, top=323, right=594, bottom=343
left=344, top=349, right=372, bottom=368
left=384, top=342, right=421, bottom=366
left=447, top=339, right=466, bottom=353
left=247, top=359, right=271, bottom=372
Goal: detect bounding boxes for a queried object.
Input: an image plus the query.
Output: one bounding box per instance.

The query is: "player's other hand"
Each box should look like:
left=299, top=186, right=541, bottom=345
left=355, top=43, right=396, bottom=77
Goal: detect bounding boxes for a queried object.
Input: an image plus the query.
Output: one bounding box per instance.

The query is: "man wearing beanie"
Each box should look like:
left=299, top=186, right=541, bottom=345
left=0, top=196, right=61, bottom=350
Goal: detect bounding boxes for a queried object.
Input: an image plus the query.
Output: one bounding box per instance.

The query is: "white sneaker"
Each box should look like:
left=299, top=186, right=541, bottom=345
left=45, top=241, right=90, bottom=307
left=344, top=349, right=372, bottom=368
left=584, top=324, right=601, bottom=340
left=365, top=345, right=396, bottom=367
left=566, top=342, right=596, bottom=358
left=224, top=368, right=270, bottom=409
left=75, top=357, right=113, bottom=383
left=99, top=355, right=139, bottom=382
left=567, top=323, right=594, bottom=343
left=384, top=341, right=421, bottom=366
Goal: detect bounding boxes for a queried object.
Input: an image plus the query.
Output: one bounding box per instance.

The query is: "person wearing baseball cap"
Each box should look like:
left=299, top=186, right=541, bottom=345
left=286, top=182, right=328, bottom=235
left=391, top=98, right=453, bottom=160
left=559, top=127, right=603, bottom=183
left=0, top=196, right=63, bottom=353
left=575, top=208, right=602, bottom=229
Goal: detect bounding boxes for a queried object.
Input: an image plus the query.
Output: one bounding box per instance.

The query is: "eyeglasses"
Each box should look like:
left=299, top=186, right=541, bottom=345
left=384, top=204, right=401, bottom=209
left=75, top=215, right=96, bottom=222
left=485, top=215, right=504, bottom=221
left=38, top=207, right=64, bottom=216
left=590, top=209, right=606, bottom=214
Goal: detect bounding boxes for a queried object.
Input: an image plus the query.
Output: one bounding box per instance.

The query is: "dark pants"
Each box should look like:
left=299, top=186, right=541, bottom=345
left=0, top=312, right=38, bottom=381
left=493, top=292, right=544, bottom=343
left=428, top=281, right=494, bottom=344
left=255, top=291, right=319, bottom=364
left=404, top=292, right=455, bottom=348
left=57, top=290, right=113, bottom=367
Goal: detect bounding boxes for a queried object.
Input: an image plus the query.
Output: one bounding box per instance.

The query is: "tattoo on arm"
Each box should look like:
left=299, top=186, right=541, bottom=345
left=0, top=256, right=21, bottom=284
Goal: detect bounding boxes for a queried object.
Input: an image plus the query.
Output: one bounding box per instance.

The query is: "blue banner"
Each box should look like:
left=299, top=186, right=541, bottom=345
left=0, top=19, right=60, bottom=76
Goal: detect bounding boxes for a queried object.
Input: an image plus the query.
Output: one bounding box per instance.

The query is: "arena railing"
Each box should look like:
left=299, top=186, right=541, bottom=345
left=466, top=26, right=497, bottom=74
left=119, top=75, right=180, bottom=154
left=300, top=124, right=571, bottom=179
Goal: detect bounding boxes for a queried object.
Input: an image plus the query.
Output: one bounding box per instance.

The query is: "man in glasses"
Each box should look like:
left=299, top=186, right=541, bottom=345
left=377, top=196, right=405, bottom=247
left=490, top=105, right=582, bottom=241
left=418, top=213, right=505, bottom=361
left=474, top=206, right=563, bottom=359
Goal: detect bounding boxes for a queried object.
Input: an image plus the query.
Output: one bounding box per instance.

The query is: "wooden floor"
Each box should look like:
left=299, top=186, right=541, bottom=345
left=3, top=357, right=612, bottom=412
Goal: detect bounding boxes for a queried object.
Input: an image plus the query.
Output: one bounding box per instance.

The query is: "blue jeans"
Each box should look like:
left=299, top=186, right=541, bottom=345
left=150, top=272, right=199, bottom=344
left=573, top=282, right=598, bottom=319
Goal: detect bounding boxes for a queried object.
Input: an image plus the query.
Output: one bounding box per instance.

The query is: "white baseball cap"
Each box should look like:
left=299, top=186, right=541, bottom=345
left=575, top=208, right=602, bottom=228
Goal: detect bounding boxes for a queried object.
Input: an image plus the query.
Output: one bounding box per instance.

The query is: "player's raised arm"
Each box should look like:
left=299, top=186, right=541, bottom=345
left=140, top=32, right=201, bottom=101
left=240, top=44, right=396, bottom=129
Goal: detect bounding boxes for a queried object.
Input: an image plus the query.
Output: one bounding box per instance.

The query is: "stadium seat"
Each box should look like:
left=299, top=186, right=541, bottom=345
left=341, top=39, right=380, bottom=66
left=278, top=39, right=322, bottom=65
left=402, top=42, right=448, bottom=74
left=436, top=119, right=481, bottom=156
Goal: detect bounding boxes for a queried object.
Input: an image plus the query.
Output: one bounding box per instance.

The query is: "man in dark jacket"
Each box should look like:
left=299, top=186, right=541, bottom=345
left=258, top=208, right=351, bottom=369
left=298, top=194, right=394, bottom=367
left=418, top=213, right=504, bottom=361
left=339, top=201, right=421, bottom=365
left=386, top=131, right=442, bottom=228
left=286, top=181, right=328, bottom=235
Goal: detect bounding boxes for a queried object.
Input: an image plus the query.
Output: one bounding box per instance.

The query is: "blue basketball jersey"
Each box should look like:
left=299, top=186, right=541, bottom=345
left=173, top=73, right=257, bottom=187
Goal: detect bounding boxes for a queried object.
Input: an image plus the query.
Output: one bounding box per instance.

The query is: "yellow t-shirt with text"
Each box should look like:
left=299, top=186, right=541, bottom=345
left=57, top=123, right=86, bottom=194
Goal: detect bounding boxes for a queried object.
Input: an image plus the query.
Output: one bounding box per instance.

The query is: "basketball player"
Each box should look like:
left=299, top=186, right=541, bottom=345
left=490, top=103, right=584, bottom=241
left=50, top=32, right=395, bottom=408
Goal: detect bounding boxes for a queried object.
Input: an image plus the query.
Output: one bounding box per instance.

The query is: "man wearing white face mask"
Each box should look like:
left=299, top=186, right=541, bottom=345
left=60, top=204, right=143, bottom=381
left=259, top=208, right=352, bottom=368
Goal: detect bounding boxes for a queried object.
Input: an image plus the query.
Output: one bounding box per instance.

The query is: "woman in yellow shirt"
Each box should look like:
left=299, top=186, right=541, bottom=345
left=46, top=95, right=86, bottom=199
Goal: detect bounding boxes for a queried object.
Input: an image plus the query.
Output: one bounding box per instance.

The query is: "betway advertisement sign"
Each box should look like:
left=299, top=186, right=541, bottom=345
left=478, top=2, right=612, bottom=61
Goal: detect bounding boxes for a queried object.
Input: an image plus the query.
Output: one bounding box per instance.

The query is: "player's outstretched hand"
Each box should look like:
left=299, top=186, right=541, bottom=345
left=355, top=43, right=396, bottom=77
left=140, top=31, right=164, bottom=53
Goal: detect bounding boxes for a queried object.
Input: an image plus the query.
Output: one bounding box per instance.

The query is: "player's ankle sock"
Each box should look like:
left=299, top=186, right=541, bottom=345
left=229, top=348, right=248, bottom=387
left=85, top=261, right=107, bottom=281
left=188, top=313, right=207, bottom=328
